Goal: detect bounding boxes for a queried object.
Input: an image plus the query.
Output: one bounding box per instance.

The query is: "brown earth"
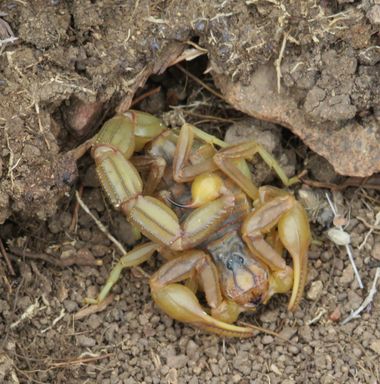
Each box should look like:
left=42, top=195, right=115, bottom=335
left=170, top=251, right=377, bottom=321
left=0, top=1, right=380, bottom=383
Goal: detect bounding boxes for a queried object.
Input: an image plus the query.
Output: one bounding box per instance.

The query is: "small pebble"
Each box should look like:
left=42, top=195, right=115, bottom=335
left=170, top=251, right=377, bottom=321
left=77, top=335, right=96, bottom=347
left=372, top=241, right=380, bottom=261
left=259, top=309, right=278, bottom=323
left=329, top=306, right=341, bottom=322
left=347, top=290, right=362, bottom=308
left=370, top=340, right=380, bottom=355
left=167, top=354, right=187, bottom=369
left=367, top=5, right=380, bottom=25
left=270, top=363, right=282, bottom=375
left=352, top=347, right=362, bottom=358
left=340, top=265, right=354, bottom=285
left=262, top=335, right=274, bottom=345
left=306, top=280, right=323, bottom=301
left=63, top=300, right=78, bottom=313
left=86, top=285, right=98, bottom=299
left=87, top=314, right=102, bottom=330
left=186, top=340, right=199, bottom=359
left=279, top=326, right=297, bottom=340
left=288, top=345, right=300, bottom=355
left=91, top=244, right=109, bottom=257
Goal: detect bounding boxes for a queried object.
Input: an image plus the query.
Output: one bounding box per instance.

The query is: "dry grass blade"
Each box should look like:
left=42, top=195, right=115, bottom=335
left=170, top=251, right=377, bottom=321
left=8, top=246, right=102, bottom=267
left=49, top=353, right=114, bottom=368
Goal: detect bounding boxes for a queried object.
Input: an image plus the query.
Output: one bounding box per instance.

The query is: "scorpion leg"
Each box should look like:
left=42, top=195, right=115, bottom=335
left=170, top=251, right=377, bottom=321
left=241, top=188, right=310, bottom=310
left=93, top=135, right=235, bottom=252
left=92, top=111, right=167, bottom=209
left=214, top=141, right=299, bottom=200
left=131, top=155, right=166, bottom=195
left=85, top=242, right=159, bottom=304
left=124, top=193, right=235, bottom=251
left=173, top=123, right=220, bottom=182
left=150, top=250, right=255, bottom=337
left=173, top=123, right=254, bottom=184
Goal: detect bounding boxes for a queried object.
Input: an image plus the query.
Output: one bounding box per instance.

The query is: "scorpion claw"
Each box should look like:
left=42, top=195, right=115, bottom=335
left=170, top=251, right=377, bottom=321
left=151, top=284, right=256, bottom=337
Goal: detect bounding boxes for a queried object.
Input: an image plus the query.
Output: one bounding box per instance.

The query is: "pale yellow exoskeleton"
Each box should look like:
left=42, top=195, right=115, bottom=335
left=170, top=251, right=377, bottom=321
left=80, top=110, right=311, bottom=337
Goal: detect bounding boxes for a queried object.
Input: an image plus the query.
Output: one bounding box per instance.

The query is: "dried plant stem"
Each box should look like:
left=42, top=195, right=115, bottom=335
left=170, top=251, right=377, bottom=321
left=325, top=193, right=363, bottom=289
left=131, top=86, right=161, bottom=107
left=341, top=268, right=380, bottom=325
left=275, top=32, right=288, bottom=94
left=49, top=353, right=114, bottom=368
left=358, top=211, right=380, bottom=250
left=75, top=191, right=126, bottom=255
left=75, top=191, right=148, bottom=277
left=0, top=238, right=15, bottom=275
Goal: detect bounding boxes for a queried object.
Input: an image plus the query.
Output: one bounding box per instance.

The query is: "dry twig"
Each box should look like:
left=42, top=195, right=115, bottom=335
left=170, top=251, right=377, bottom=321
left=41, top=307, right=66, bottom=333
left=8, top=246, right=102, bottom=267
left=301, top=174, right=380, bottom=191
left=130, top=86, right=161, bottom=107
left=307, top=308, right=327, bottom=325
left=74, top=191, right=150, bottom=316
left=10, top=298, right=44, bottom=329
left=75, top=191, right=149, bottom=278
left=69, top=184, right=84, bottom=232
left=325, top=193, right=363, bottom=289
left=75, top=191, right=126, bottom=255
left=49, top=353, right=114, bottom=368
left=358, top=211, right=380, bottom=250
left=274, top=32, right=288, bottom=94
left=0, top=237, right=15, bottom=275
left=0, top=13, right=18, bottom=51
left=341, top=268, right=380, bottom=325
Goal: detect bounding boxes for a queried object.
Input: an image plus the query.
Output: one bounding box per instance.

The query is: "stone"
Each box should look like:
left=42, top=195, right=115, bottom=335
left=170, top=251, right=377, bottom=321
left=372, top=241, right=380, bottom=261
left=370, top=340, right=380, bottom=355
left=367, top=5, right=380, bottom=25
left=340, top=265, right=354, bottom=285
left=262, top=335, right=274, bottom=345
left=259, top=309, right=278, bottom=323
left=306, top=280, right=323, bottom=301
left=77, top=335, right=96, bottom=347
left=167, top=355, right=187, bottom=369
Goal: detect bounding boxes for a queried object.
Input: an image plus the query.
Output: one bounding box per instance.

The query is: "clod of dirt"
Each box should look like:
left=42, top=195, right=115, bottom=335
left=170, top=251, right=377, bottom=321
left=213, top=65, right=380, bottom=177
left=60, top=98, right=105, bottom=137
left=306, top=154, right=339, bottom=183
